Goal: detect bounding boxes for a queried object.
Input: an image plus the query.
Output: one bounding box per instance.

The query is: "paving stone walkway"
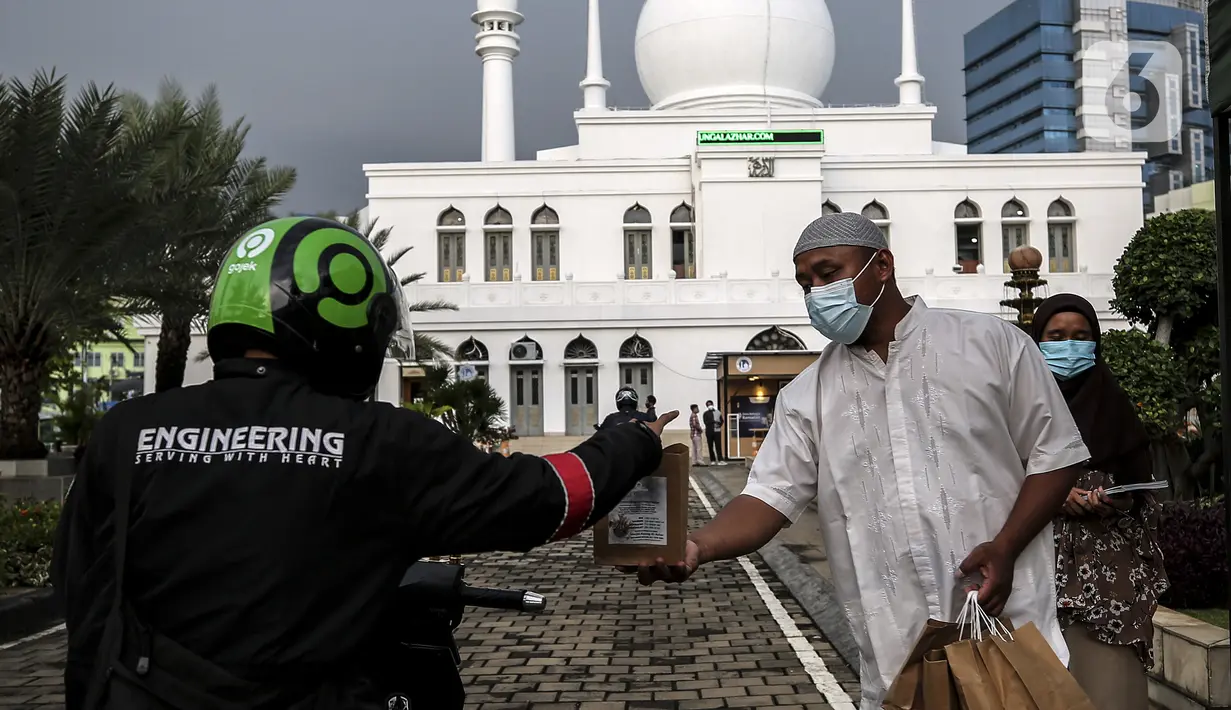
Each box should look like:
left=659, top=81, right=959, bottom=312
left=0, top=493, right=861, bottom=709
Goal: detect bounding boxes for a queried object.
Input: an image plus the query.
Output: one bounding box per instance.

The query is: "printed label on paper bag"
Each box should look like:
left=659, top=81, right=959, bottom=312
left=607, top=477, right=668, bottom=546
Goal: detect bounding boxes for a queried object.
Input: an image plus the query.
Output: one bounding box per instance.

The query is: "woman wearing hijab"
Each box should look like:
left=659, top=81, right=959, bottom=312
left=1032, top=294, right=1169, bottom=710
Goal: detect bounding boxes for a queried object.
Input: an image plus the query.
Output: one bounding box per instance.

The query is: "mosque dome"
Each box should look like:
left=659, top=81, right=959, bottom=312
left=634, top=0, right=836, bottom=111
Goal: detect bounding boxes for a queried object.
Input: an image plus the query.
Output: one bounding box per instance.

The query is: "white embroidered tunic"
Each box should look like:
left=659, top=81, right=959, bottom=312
left=742, top=298, right=1090, bottom=709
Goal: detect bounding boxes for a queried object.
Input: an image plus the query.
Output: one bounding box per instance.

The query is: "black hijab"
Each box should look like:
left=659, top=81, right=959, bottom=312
left=1031, top=294, right=1152, bottom=485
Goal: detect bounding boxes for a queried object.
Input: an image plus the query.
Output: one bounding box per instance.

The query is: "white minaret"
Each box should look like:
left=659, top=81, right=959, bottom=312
left=579, top=0, right=610, bottom=111
left=473, top=0, right=523, bottom=162
left=894, top=0, right=925, bottom=105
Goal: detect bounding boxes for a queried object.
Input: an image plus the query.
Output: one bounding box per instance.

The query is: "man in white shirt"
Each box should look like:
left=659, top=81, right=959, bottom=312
left=629, top=213, right=1089, bottom=709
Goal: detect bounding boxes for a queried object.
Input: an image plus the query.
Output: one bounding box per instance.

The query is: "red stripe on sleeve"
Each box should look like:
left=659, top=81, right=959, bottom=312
left=543, top=452, right=596, bottom=542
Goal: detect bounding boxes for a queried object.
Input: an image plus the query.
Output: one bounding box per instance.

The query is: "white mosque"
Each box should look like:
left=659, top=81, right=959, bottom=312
left=148, top=0, right=1146, bottom=447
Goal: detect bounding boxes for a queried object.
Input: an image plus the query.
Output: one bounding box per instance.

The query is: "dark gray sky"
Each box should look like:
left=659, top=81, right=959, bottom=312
left=1, top=0, right=1002, bottom=214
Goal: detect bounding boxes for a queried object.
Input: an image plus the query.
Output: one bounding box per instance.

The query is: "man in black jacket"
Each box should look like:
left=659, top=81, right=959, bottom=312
left=702, top=400, right=722, bottom=464
left=597, top=386, right=657, bottom=431
left=52, top=217, right=675, bottom=710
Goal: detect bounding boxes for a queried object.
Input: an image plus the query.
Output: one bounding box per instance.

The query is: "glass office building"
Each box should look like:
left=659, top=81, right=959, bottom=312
left=964, top=0, right=1211, bottom=212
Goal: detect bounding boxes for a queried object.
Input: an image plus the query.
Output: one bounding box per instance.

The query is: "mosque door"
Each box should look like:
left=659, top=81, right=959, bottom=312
left=564, top=366, right=599, bottom=435
left=624, top=230, right=651, bottom=280
left=532, top=231, right=559, bottom=281
left=438, top=233, right=465, bottom=282
left=619, top=363, right=654, bottom=410
left=509, top=365, right=543, bottom=437
left=486, top=232, right=513, bottom=282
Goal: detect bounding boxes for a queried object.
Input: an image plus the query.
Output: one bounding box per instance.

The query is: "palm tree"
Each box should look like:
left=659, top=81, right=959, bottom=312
left=430, top=377, right=508, bottom=444
left=0, top=71, right=192, bottom=459
left=123, top=81, right=296, bottom=392
left=329, top=209, right=456, bottom=363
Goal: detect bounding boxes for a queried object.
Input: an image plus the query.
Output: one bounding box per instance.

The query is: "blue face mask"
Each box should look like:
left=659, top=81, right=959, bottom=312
left=805, top=254, right=886, bottom=345
left=1038, top=340, right=1097, bottom=380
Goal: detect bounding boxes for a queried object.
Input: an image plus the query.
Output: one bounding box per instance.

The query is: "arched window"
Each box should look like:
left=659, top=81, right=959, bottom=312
left=822, top=200, right=842, bottom=216
left=623, top=204, right=651, bottom=224
left=619, top=334, right=654, bottom=360
left=531, top=205, right=558, bottom=225
left=618, top=334, right=654, bottom=404
left=484, top=206, right=512, bottom=225
left=564, top=335, right=599, bottom=360
left=953, top=199, right=983, bottom=274
left=455, top=337, right=489, bottom=362
left=531, top=205, right=559, bottom=282
left=861, top=201, right=890, bottom=244
left=454, top=337, right=489, bottom=380
left=483, top=205, right=512, bottom=282
left=1046, top=198, right=1076, bottom=273
left=954, top=199, right=981, bottom=219
left=509, top=336, right=542, bottom=362
left=669, top=203, right=696, bottom=279
left=437, top=207, right=466, bottom=282
left=1000, top=199, right=1030, bottom=273
left=623, top=204, right=652, bottom=280
left=746, top=326, right=806, bottom=351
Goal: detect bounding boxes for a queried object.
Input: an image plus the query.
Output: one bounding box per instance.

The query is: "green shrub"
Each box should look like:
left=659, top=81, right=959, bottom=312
left=1158, top=496, right=1228, bottom=610
left=0, top=498, right=61, bottom=588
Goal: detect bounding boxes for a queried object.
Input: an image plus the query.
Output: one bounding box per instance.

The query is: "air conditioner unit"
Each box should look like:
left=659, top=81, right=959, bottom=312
left=510, top=342, right=539, bottom=361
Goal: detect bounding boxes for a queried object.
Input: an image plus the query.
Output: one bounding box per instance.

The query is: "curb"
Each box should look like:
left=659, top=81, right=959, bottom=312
left=691, top=468, right=861, bottom=673
left=0, top=588, right=62, bottom=646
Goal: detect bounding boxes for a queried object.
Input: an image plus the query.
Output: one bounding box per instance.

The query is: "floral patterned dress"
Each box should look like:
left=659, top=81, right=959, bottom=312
left=1054, top=468, right=1170, bottom=668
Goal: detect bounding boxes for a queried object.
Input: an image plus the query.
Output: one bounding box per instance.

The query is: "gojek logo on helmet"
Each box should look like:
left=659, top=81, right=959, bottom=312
left=227, top=228, right=277, bottom=274
left=290, top=227, right=387, bottom=329
left=236, top=228, right=276, bottom=259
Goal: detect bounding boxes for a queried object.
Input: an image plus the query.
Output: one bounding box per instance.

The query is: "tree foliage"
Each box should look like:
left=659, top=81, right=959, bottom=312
left=404, top=401, right=451, bottom=419
left=122, top=80, right=296, bottom=392
left=1111, top=209, right=1217, bottom=331
left=0, top=70, right=192, bottom=458
left=1101, top=329, right=1187, bottom=440
left=429, top=376, right=508, bottom=444
left=52, top=377, right=110, bottom=447
left=1107, top=209, right=1223, bottom=497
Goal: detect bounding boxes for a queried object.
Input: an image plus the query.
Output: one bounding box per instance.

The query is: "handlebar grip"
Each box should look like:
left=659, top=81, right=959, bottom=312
left=458, top=585, right=548, bottom=614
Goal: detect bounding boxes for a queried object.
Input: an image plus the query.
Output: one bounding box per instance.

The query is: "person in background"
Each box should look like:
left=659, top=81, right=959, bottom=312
left=629, top=213, right=1090, bottom=709
left=689, top=404, right=704, bottom=465
left=645, top=395, right=658, bottom=419
left=598, top=386, right=656, bottom=430
left=1032, top=294, right=1169, bottom=710
left=702, top=400, right=722, bottom=464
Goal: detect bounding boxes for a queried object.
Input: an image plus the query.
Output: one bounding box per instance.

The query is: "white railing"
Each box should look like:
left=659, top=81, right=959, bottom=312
left=405, top=271, right=1113, bottom=312
left=602, top=102, right=938, bottom=112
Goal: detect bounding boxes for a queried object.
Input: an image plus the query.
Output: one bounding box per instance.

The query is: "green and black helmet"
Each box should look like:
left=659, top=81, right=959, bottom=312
left=207, top=216, right=413, bottom=400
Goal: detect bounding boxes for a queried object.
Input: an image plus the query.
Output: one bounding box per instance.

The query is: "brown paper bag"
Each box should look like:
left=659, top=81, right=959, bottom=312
left=945, top=639, right=1002, bottom=710
left=921, top=649, right=960, bottom=710
left=883, top=619, right=963, bottom=710
left=593, top=443, right=689, bottom=566
left=989, top=623, right=1097, bottom=710
left=975, top=637, right=1038, bottom=710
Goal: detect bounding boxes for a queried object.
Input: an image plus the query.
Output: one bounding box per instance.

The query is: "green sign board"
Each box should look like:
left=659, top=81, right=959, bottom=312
left=696, top=129, right=825, bottom=146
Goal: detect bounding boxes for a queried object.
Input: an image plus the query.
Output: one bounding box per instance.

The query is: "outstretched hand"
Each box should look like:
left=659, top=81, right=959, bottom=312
left=644, top=411, right=679, bottom=438
left=617, top=539, right=701, bottom=586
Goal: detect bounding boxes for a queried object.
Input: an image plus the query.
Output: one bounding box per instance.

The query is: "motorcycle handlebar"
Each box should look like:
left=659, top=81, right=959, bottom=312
left=458, top=585, right=548, bottom=614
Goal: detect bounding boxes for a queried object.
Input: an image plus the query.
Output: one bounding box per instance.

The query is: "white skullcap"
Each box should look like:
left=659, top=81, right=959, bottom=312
left=793, top=212, right=889, bottom=259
